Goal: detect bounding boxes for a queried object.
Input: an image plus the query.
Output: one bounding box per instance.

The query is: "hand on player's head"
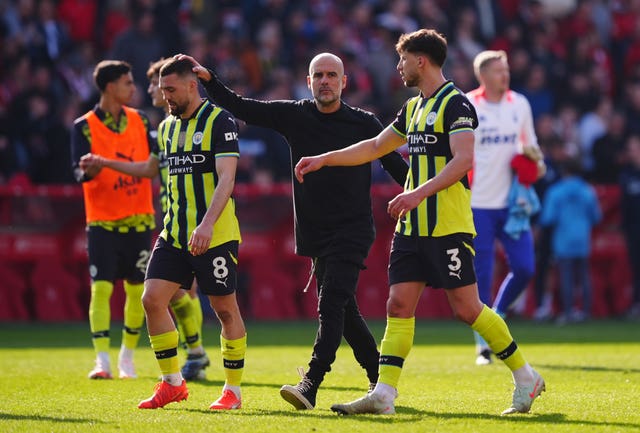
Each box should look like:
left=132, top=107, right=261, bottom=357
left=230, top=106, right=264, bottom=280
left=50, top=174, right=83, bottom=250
left=173, top=54, right=211, bottom=81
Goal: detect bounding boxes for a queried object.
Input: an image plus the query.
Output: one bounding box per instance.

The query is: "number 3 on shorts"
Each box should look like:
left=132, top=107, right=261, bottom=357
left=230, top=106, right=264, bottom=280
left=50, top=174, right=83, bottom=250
left=446, top=248, right=461, bottom=272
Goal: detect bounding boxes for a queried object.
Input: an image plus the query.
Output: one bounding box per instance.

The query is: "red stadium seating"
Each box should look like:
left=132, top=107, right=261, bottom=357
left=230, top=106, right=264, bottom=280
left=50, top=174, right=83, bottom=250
left=0, top=264, right=30, bottom=320
left=30, top=260, right=83, bottom=321
left=0, top=183, right=633, bottom=321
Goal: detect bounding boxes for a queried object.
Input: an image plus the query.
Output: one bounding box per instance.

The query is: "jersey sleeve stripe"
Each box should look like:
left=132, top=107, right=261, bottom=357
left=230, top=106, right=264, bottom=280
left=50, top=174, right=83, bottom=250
left=449, top=127, right=474, bottom=135
left=390, top=124, right=406, bottom=138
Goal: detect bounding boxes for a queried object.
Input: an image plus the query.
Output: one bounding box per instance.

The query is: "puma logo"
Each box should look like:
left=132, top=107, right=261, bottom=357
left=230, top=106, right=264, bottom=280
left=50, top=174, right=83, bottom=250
left=216, top=277, right=228, bottom=288
left=449, top=269, right=462, bottom=280
left=115, top=151, right=133, bottom=162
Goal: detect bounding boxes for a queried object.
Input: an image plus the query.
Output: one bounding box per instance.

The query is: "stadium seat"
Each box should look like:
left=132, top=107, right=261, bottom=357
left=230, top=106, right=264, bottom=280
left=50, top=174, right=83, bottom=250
left=110, top=281, right=126, bottom=321
left=0, top=263, right=30, bottom=320
left=247, top=260, right=299, bottom=320
left=356, top=269, right=388, bottom=319
left=590, top=230, right=632, bottom=317
left=593, top=185, right=621, bottom=228
left=31, top=260, right=83, bottom=321
left=414, top=287, right=453, bottom=319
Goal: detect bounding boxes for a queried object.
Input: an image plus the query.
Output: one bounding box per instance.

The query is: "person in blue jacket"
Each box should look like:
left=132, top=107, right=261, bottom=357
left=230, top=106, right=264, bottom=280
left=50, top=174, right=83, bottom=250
left=540, top=158, right=602, bottom=324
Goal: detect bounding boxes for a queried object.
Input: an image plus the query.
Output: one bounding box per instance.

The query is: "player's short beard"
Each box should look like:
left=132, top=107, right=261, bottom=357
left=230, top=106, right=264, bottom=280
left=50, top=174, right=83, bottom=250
left=403, top=72, right=419, bottom=88
left=169, top=101, right=187, bottom=117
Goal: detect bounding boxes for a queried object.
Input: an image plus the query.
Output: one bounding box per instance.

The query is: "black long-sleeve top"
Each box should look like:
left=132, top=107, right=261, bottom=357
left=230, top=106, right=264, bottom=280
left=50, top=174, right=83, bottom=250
left=202, top=71, right=408, bottom=259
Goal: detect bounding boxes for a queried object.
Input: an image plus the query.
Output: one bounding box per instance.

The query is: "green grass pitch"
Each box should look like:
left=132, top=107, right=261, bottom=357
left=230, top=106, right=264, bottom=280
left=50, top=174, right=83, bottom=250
left=1, top=319, right=639, bottom=433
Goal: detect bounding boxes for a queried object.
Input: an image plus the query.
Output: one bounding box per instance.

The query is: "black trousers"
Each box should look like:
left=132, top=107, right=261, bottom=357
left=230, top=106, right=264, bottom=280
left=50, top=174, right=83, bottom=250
left=306, top=255, right=379, bottom=384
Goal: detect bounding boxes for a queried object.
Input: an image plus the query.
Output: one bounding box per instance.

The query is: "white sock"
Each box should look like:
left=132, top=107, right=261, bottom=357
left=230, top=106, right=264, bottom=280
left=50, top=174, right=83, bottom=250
left=119, top=346, right=133, bottom=361
left=163, top=373, right=183, bottom=386
left=96, top=351, right=110, bottom=370
left=372, top=382, right=397, bottom=401
left=187, top=345, right=205, bottom=356
left=223, top=384, right=241, bottom=399
left=512, top=364, right=534, bottom=386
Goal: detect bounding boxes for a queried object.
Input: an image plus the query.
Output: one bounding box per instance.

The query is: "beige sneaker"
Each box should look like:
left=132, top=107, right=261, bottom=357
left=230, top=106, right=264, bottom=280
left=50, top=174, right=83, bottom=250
left=502, top=369, right=545, bottom=415
left=117, top=350, right=137, bottom=379
left=331, top=391, right=396, bottom=415
left=88, top=357, right=112, bottom=379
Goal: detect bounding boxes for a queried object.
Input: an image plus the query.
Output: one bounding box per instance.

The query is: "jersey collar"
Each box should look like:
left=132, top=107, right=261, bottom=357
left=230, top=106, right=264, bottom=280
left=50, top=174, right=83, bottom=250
left=421, top=80, right=454, bottom=100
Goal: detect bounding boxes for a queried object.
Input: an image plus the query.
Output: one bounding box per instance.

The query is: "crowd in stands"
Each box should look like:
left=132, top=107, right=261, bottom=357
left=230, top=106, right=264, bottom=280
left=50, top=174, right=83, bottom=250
left=1, top=0, right=640, bottom=187
left=1, top=0, right=639, bottom=321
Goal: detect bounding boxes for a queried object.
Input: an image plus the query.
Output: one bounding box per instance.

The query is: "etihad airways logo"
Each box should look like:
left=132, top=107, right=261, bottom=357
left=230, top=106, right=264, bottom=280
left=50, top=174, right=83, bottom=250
left=168, top=153, right=207, bottom=175
left=407, top=133, right=438, bottom=153
left=407, top=133, right=438, bottom=145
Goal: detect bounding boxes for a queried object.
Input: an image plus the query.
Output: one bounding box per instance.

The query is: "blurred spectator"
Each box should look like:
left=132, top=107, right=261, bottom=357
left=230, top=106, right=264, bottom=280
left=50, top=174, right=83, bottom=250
left=17, top=90, right=72, bottom=183
left=590, top=109, right=627, bottom=183
left=26, top=0, right=70, bottom=65
left=57, top=0, right=99, bottom=46
left=461, top=0, right=504, bottom=44
left=558, top=0, right=597, bottom=43
left=609, top=0, right=640, bottom=78
left=555, top=105, right=581, bottom=158
left=366, top=25, right=401, bottom=119
left=623, top=80, right=640, bottom=136
left=340, top=50, right=376, bottom=109
left=577, top=97, right=613, bottom=172
left=449, top=7, right=484, bottom=63
left=621, top=13, right=640, bottom=79
left=255, top=19, right=289, bottom=76
left=2, top=0, right=37, bottom=40
left=57, top=41, right=98, bottom=105
left=488, top=20, right=525, bottom=53
left=0, top=109, right=17, bottom=183
left=99, top=0, right=130, bottom=52
left=515, top=0, right=549, bottom=45
left=145, top=0, right=184, bottom=56
left=7, top=62, right=70, bottom=183
left=0, top=0, right=639, bottom=186
left=237, top=123, right=290, bottom=183
left=109, top=6, right=167, bottom=103
left=528, top=20, right=565, bottom=77
left=506, top=47, right=531, bottom=90
left=540, top=158, right=602, bottom=325
left=531, top=114, right=565, bottom=321
left=375, top=0, right=417, bottom=34
left=589, top=0, right=613, bottom=46
left=619, top=134, right=640, bottom=319
left=414, top=0, right=449, bottom=36
left=519, top=63, right=554, bottom=119
left=556, top=70, right=598, bottom=115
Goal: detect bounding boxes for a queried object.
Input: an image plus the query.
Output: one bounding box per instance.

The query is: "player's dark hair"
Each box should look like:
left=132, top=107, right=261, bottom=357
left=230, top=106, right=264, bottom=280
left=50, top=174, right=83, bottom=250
left=93, top=60, right=132, bottom=92
left=147, top=58, right=168, bottom=80
left=395, top=29, right=447, bottom=67
left=160, top=58, right=196, bottom=78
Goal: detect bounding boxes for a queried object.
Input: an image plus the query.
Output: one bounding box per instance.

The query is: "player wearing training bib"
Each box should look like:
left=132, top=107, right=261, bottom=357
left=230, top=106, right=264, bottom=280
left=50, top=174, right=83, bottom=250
left=71, top=60, right=156, bottom=381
